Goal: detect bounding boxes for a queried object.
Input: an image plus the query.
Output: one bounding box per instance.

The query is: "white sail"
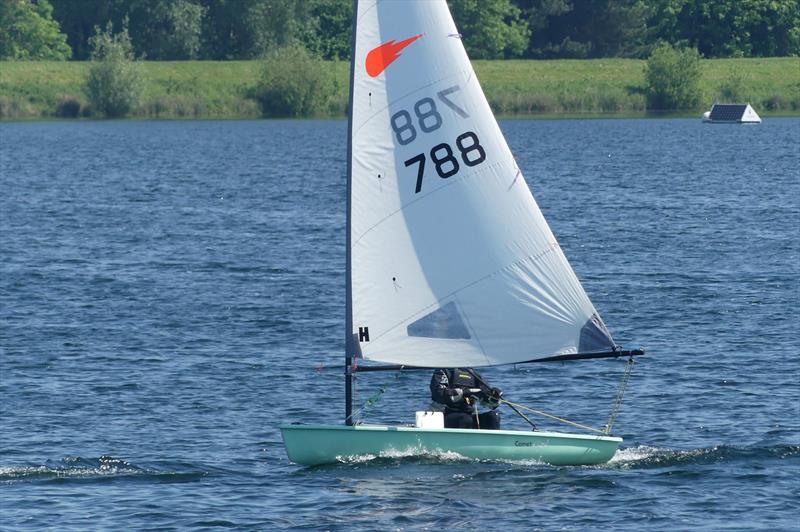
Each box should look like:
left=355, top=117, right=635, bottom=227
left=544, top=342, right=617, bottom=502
left=349, top=0, right=614, bottom=367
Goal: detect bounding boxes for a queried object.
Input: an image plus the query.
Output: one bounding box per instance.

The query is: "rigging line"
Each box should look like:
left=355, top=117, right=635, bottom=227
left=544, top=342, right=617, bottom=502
left=346, top=366, right=404, bottom=425
left=498, top=398, right=606, bottom=434
left=464, top=368, right=536, bottom=430
left=604, top=356, right=636, bottom=435
left=503, top=401, right=538, bottom=431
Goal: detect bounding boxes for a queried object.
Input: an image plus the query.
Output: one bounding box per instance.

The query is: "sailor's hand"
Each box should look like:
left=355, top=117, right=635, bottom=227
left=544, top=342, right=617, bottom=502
left=447, top=388, right=464, bottom=404
left=484, top=387, right=502, bottom=408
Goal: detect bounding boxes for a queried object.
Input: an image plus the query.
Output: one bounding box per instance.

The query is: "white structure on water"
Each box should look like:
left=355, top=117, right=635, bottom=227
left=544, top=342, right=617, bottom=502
left=702, top=103, right=761, bottom=123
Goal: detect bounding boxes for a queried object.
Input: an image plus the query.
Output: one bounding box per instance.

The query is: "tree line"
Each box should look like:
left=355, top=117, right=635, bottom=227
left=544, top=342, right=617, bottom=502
left=2, top=0, right=798, bottom=62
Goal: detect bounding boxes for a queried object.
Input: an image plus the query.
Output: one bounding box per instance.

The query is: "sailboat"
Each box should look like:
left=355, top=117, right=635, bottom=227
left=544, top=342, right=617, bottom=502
left=280, top=0, right=643, bottom=467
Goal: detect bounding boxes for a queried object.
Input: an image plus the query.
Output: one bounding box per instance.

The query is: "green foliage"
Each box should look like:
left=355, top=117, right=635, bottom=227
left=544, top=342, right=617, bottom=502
left=0, top=95, right=33, bottom=118
left=50, top=0, right=113, bottom=60
left=648, top=0, right=800, bottom=58
left=301, top=0, right=352, bottom=60
left=644, top=42, right=702, bottom=110
left=521, top=0, right=651, bottom=58
left=51, top=0, right=206, bottom=60
left=0, top=0, right=71, bottom=60
left=55, top=94, right=81, bottom=117
left=717, top=69, right=750, bottom=102
left=253, top=44, right=337, bottom=117
left=44, top=0, right=800, bottom=61
left=448, top=0, right=530, bottom=59
left=199, top=0, right=314, bottom=60
left=125, top=0, right=206, bottom=59
left=85, top=22, right=144, bottom=117
left=2, top=57, right=798, bottom=120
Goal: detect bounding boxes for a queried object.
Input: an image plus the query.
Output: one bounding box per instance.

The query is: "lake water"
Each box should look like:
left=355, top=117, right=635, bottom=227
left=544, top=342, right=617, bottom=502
left=1, top=118, right=798, bottom=530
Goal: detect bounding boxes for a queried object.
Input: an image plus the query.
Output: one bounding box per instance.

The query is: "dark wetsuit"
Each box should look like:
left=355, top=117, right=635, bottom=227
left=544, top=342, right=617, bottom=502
left=430, top=368, right=501, bottom=430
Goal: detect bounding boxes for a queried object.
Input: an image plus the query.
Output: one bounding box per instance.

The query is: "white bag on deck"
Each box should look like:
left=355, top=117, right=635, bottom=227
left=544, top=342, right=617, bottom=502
left=415, top=411, right=444, bottom=429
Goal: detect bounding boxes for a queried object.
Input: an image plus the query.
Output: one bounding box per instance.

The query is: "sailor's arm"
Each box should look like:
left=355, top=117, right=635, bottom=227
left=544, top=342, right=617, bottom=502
left=430, top=369, right=464, bottom=407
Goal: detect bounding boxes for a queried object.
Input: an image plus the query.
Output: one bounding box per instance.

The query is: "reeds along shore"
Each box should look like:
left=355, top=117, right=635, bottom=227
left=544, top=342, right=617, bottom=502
left=1, top=57, right=798, bottom=120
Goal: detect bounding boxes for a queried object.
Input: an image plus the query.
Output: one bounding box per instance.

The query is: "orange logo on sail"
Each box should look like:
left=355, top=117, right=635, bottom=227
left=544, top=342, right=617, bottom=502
left=366, top=34, right=423, bottom=77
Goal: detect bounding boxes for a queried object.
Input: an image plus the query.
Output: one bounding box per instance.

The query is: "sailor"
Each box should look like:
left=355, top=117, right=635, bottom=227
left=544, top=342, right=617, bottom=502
left=430, top=368, right=503, bottom=429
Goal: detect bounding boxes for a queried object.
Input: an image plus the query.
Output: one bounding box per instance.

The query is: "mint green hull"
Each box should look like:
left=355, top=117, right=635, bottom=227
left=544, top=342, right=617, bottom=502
left=279, top=424, right=621, bottom=466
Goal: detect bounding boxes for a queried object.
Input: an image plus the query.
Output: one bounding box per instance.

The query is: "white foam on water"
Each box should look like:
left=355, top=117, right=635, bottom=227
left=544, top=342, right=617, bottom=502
left=609, top=445, right=666, bottom=464
left=0, top=465, right=51, bottom=478
left=335, top=446, right=471, bottom=464
left=604, top=445, right=742, bottom=469
left=335, top=453, right=378, bottom=464
left=0, top=456, right=148, bottom=480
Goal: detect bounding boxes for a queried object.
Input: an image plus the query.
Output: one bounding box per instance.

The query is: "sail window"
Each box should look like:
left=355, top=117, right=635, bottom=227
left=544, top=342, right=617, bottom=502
left=578, top=314, right=614, bottom=353
left=407, top=302, right=471, bottom=340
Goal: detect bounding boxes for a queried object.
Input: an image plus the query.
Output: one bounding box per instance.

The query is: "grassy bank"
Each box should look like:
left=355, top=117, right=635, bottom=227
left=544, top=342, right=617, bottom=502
left=1, top=57, right=798, bottom=119
left=475, top=58, right=800, bottom=115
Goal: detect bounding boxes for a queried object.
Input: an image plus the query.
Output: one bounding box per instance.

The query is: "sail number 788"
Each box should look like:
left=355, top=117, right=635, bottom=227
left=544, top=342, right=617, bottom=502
left=389, top=88, right=488, bottom=194
left=404, top=132, right=485, bottom=193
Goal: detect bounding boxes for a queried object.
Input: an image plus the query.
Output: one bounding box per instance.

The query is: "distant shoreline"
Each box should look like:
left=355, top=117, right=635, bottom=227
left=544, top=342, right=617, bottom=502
left=1, top=58, right=798, bottom=120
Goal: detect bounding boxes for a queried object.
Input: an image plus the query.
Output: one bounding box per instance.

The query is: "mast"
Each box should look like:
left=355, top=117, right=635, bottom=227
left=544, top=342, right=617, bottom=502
left=344, top=0, right=358, bottom=426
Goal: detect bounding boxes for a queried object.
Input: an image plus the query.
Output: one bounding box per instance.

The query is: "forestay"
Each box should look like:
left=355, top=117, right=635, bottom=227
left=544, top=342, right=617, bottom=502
left=349, top=0, right=614, bottom=367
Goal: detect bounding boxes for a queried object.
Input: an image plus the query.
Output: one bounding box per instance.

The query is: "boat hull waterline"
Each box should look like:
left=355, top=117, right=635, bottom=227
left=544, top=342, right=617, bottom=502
left=279, top=424, right=621, bottom=466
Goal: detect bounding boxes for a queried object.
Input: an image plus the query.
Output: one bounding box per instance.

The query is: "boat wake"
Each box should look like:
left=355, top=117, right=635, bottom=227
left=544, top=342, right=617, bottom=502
left=606, top=443, right=800, bottom=469
left=326, top=443, right=799, bottom=469
left=0, top=456, right=206, bottom=483
left=335, top=447, right=474, bottom=465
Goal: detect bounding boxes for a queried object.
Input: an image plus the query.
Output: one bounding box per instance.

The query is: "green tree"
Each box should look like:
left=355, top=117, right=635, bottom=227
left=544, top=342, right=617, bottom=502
left=50, top=0, right=114, bottom=59
left=85, top=21, right=144, bottom=117
left=644, top=42, right=702, bottom=110
left=448, top=0, right=530, bottom=59
left=515, top=0, right=571, bottom=56
left=302, top=0, right=352, bottom=60
left=53, top=0, right=207, bottom=60
left=253, top=44, right=336, bottom=117
left=0, top=0, right=71, bottom=60
left=748, top=0, right=800, bottom=57
left=123, top=0, right=206, bottom=59
left=518, top=0, right=651, bottom=58
left=648, top=0, right=800, bottom=57
left=199, top=0, right=313, bottom=59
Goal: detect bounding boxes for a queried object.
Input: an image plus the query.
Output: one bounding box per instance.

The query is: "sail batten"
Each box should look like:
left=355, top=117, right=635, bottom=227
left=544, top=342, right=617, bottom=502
left=349, top=0, right=613, bottom=367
